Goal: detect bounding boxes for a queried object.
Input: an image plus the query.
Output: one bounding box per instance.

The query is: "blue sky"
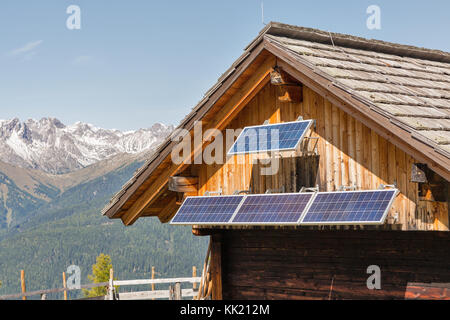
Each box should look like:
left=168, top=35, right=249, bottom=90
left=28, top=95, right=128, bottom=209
left=1, top=0, right=449, bottom=131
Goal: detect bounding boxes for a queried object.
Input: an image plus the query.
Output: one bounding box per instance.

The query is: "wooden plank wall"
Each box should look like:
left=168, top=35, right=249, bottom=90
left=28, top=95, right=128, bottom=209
left=195, top=82, right=449, bottom=231
left=220, top=229, right=450, bottom=300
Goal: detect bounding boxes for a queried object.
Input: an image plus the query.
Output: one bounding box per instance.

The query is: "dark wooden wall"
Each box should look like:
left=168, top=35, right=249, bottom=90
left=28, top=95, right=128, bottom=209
left=218, top=230, right=450, bottom=299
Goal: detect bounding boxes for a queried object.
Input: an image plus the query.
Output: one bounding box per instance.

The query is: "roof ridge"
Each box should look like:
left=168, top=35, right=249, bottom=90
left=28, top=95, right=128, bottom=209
left=263, top=22, right=450, bottom=64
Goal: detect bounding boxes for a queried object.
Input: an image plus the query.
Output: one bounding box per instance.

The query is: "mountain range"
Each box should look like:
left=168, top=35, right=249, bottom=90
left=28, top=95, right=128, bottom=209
left=0, top=118, right=208, bottom=299
left=0, top=117, right=173, bottom=174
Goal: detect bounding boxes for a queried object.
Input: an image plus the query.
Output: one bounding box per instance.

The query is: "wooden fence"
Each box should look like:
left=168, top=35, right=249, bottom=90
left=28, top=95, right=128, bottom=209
left=0, top=267, right=204, bottom=300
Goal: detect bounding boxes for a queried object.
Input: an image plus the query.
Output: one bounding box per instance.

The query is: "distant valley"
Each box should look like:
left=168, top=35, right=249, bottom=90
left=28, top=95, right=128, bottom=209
left=0, top=152, right=149, bottom=230
left=0, top=118, right=208, bottom=299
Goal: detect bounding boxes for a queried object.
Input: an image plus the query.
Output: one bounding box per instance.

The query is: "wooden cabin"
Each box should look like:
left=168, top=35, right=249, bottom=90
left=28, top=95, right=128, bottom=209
left=103, top=22, right=450, bottom=300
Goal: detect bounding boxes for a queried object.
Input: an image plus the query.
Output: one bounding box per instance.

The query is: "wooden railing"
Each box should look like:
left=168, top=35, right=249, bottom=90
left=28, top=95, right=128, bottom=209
left=0, top=281, right=110, bottom=300
left=109, top=277, right=202, bottom=300
left=0, top=268, right=202, bottom=300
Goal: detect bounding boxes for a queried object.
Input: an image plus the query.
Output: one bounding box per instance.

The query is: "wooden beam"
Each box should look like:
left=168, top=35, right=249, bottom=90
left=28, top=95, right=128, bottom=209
left=120, top=55, right=276, bottom=225
left=157, top=197, right=179, bottom=223
left=264, top=41, right=450, bottom=181
left=192, top=227, right=223, bottom=236
left=113, top=277, right=201, bottom=286
left=119, top=288, right=197, bottom=300
left=142, top=191, right=176, bottom=214
left=212, top=59, right=274, bottom=131
left=210, top=234, right=223, bottom=300
left=168, top=176, right=198, bottom=193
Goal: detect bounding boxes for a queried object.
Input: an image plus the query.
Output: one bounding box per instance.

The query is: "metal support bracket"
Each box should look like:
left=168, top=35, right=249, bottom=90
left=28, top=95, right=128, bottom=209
left=302, top=136, right=319, bottom=156
left=299, top=185, right=319, bottom=193
left=265, top=186, right=285, bottom=194
left=204, top=187, right=223, bottom=196
left=338, top=184, right=357, bottom=191
left=377, top=183, right=397, bottom=190
left=233, top=188, right=252, bottom=195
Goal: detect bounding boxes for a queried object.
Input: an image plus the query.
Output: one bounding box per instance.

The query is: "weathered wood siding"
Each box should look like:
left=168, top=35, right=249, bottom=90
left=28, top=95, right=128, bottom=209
left=218, top=229, right=450, bottom=300
left=195, top=82, right=449, bottom=231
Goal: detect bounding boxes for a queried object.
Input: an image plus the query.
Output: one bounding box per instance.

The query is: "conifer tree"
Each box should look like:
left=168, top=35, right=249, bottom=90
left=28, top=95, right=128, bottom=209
left=83, top=253, right=115, bottom=297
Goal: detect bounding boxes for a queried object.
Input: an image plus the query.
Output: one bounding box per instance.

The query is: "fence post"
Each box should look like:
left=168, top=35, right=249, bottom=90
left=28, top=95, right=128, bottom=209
left=151, top=266, right=155, bottom=300
left=175, top=282, right=182, bottom=300
left=108, top=268, right=114, bottom=300
left=169, top=282, right=182, bottom=300
left=192, top=266, right=197, bottom=291
left=62, top=272, right=68, bottom=300
left=20, top=270, right=26, bottom=300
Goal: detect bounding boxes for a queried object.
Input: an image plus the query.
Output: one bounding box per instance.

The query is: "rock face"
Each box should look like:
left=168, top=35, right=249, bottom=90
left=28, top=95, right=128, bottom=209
left=0, top=117, right=173, bottom=174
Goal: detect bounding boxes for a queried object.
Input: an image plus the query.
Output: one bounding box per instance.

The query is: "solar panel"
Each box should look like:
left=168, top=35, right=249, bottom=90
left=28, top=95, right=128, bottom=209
left=227, top=120, right=313, bottom=155
left=230, top=193, right=314, bottom=225
left=171, top=189, right=398, bottom=226
left=300, top=189, right=398, bottom=225
left=170, top=195, right=244, bottom=225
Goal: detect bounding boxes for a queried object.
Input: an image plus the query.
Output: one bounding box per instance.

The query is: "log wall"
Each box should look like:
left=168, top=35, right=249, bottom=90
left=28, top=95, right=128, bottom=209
left=218, top=229, right=450, bottom=299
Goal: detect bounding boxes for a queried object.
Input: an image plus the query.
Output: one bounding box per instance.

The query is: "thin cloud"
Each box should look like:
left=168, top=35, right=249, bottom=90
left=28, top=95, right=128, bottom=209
left=8, top=40, right=43, bottom=56
left=72, top=55, right=93, bottom=65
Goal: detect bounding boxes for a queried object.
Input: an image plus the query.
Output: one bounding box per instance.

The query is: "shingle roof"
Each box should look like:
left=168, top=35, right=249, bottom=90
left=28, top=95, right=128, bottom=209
left=266, top=33, right=450, bottom=155
left=102, top=22, right=450, bottom=219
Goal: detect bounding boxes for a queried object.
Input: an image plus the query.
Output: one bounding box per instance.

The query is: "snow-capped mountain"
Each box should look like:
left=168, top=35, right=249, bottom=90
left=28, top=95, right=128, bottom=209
left=0, top=117, right=173, bottom=174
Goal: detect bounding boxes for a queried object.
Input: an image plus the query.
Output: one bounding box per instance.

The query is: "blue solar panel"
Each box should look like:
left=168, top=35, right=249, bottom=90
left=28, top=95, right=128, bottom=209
left=231, top=193, right=314, bottom=224
left=227, top=120, right=313, bottom=155
left=170, top=195, right=244, bottom=225
left=300, top=190, right=398, bottom=225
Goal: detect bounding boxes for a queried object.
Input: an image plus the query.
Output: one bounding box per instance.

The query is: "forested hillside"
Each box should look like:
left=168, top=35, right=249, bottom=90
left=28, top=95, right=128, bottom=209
left=0, top=159, right=208, bottom=299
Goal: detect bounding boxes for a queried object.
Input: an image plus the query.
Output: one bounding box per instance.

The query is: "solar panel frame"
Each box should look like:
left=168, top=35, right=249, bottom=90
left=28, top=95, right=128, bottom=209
left=229, top=192, right=315, bottom=225
left=170, top=189, right=398, bottom=226
left=170, top=195, right=245, bottom=226
left=299, top=189, right=399, bottom=225
left=227, top=120, right=314, bottom=156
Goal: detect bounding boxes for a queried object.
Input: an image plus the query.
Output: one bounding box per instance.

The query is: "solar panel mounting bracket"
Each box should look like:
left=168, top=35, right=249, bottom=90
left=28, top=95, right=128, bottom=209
left=392, top=212, right=399, bottom=223
left=299, top=185, right=319, bottom=193
left=338, top=184, right=357, bottom=191
left=301, top=137, right=319, bottom=156
left=377, top=183, right=397, bottom=190
left=233, top=188, right=252, bottom=195
left=265, top=186, right=285, bottom=194
left=298, top=119, right=318, bottom=156
left=204, top=187, right=223, bottom=196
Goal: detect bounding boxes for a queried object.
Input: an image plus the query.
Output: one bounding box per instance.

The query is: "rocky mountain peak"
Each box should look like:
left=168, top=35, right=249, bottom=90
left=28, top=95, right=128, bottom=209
left=0, top=118, right=174, bottom=174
